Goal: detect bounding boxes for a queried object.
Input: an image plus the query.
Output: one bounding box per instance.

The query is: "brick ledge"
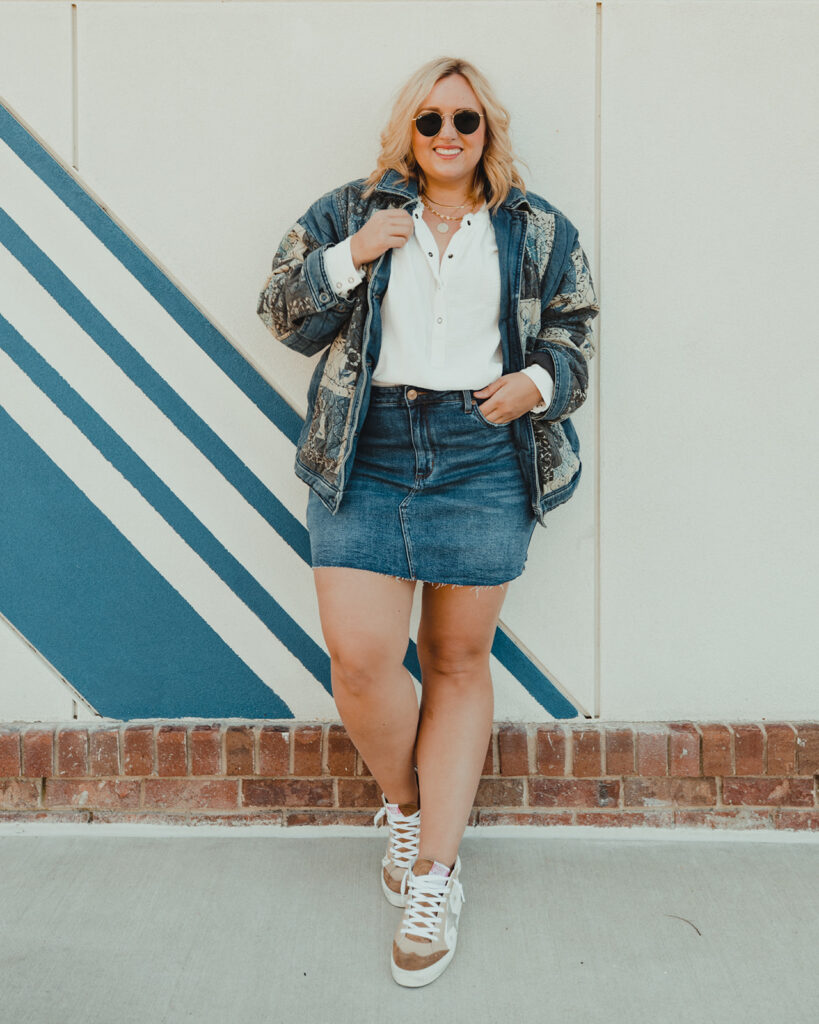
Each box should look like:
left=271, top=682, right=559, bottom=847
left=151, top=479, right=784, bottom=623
left=0, top=721, right=816, bottom=832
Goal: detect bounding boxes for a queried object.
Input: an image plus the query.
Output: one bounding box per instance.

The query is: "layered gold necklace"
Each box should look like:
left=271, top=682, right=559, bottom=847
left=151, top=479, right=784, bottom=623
left=420, top=194, right=476, bottom=234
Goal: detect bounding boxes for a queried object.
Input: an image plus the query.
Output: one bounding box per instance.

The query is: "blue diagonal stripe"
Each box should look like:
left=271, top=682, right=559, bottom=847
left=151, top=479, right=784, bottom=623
left=0, top=312, right=331, bottom=697
left=0, top=405, right=293, bottom=720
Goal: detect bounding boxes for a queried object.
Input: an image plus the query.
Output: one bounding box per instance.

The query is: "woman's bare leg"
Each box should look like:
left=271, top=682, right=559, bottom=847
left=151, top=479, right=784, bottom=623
left=414, top=582, right=509, bottom=866
left=312, top=568, right=420, bottom=805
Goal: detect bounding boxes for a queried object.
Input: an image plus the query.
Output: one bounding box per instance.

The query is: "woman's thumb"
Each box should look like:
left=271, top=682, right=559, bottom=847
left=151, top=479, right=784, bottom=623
left=473, top=378, right=504, bottom=397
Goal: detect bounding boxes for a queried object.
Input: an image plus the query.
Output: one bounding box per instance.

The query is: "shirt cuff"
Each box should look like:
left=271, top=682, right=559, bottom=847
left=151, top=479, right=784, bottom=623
left=521, top=364, right=555, bottom=413
left=323, top=237, right=365, bottom=298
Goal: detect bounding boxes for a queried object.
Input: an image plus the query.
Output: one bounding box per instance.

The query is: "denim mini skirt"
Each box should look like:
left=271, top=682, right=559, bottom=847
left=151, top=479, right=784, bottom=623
left=306, top=384, right=537, bottom=587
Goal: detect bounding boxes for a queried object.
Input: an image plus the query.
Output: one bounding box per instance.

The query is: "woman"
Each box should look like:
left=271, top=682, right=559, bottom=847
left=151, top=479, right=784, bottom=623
left=257, top=56, right=598, bottom=987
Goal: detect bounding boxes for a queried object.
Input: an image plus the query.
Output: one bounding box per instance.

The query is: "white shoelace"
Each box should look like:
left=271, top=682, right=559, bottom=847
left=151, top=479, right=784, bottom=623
left=373, top=804, right=421, bottom=868
left=399, top=872, right=453, bottom=942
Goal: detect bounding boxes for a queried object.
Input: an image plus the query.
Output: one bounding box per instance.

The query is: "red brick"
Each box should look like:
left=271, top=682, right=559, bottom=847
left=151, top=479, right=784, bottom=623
left=623, top=777, right=716, bottom=807
left=699, top=724, right=732, bottom=777
left=498, top=725, right=529, bottom=776
left=123, top=726, right=153, bottom=776
left=605, top=728, right=635, bottom=776
left=0, top=733, right=21, bottom=776
left=534, top=726, right=566, bottom=776
left=56, top=730, right=88, bottom=776
left=774, top=810, right=819, bottom=831
left=190, top=725, right=221, bottom=775
left=225, top=726, right=254, bottom=776
left=88, top=731, right=119, bottom=776
left=574, top=810, right=674, bottom=828
left=356, top=752, right=372, bottom=777
left=635, top=728, right=668, bottom=777
left=473, top=777, right=524, bottom=806
left=241, top=778, right=333, bottom=808
left=477, top=810, right=573, bottom=826
left=765, top=724, right=796, bottom=775
left=22, top=730, right=54, bottom=778
left=675, top=808, right=772, bottom=829
left=0, top=778, right=40, bottom=809
left=572, top=729, right=602, bottom=777
left=529, top=778, right=619, bottom=808
left=326, top=726, right=355, bottom=777
left=721, top=777, right=813, bottom=807
left=794, top=724, right=819, bottom=775
left=337, top=778, right=380, bottom=808
left=669, top=724, right=700, bottom=777
left=156, top=726, right=187, bottom=777
left=143, top=778, right=239, bottom=810
left=482, top=734, right=494, bottom=775
left=734, top=725, right=764, bottom=776
left=292, top=726, right=322, bottom=775
left=45, top=779, right=140, bottom=810
left=285, top=810, right=377, bottom=826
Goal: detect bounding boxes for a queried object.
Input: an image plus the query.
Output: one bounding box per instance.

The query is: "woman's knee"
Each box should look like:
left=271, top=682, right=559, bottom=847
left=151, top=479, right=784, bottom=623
left=416, top=637, right=490, bottom=683
left=329, top=641, right=407, bottom=698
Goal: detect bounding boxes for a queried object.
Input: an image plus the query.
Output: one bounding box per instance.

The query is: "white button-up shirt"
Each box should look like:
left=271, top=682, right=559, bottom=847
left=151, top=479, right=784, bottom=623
left=324, top=201, right=553, bottom=408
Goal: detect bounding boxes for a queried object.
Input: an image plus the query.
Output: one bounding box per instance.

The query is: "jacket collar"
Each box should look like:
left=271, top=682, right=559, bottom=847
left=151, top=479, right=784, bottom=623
left=374, top=169, right=530, bottom=211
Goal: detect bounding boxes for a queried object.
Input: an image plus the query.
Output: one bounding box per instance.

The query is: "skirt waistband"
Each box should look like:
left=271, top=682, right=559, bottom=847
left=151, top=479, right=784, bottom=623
left=369, top=384, right=476, bottom=410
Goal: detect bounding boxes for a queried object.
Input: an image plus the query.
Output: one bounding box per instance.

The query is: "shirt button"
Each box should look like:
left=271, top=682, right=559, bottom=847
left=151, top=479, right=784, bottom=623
left=436, top=316, right=443, bottom=324
left=335, top=282, right=343, bottom=289
left=347, top=276, right=356, bottom=283
left=447, top=254, right=453, bottom=259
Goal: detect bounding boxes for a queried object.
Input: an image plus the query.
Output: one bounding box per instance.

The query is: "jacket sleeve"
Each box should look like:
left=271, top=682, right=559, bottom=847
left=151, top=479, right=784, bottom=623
left=256, top=192, right=361, bottom=357
left=528, top=226, right=599, bottom=423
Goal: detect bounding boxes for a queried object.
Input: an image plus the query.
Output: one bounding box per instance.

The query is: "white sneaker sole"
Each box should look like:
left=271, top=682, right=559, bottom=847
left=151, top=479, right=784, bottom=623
left=390, top=942, right=456, bottom=987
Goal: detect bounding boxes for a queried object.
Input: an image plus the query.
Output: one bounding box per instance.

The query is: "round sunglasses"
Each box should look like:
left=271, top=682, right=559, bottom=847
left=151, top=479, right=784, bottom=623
left=412, top=109, right=484, bottom=137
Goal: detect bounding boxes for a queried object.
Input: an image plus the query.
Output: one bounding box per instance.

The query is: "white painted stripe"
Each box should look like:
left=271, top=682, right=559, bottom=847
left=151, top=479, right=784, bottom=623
left=0, top=611, right=99, bottom=721
left=0, top=245, right=323, bottom=642
left=0, top=349, right=337, bottom=718
left=0, top=139, right=307, bottom=522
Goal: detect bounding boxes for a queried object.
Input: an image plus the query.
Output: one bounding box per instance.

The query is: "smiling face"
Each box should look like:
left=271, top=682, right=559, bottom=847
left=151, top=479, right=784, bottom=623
left=411, top=73, right=487, bottom=197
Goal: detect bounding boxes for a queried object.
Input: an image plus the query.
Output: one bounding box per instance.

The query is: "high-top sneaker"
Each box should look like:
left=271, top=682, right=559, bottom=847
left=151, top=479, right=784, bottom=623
left=372, top=794, right=421, bottom=907
left=391, top=855, right=465, bottom=987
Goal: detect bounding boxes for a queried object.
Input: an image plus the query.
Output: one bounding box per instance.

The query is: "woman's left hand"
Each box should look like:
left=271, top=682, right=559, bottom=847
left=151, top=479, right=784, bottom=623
left=472, top=373, right=543, bottom=424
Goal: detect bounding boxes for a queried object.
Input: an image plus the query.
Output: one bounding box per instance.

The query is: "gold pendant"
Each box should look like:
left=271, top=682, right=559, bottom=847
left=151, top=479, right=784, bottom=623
left=436, top=222, right=450, bottom=234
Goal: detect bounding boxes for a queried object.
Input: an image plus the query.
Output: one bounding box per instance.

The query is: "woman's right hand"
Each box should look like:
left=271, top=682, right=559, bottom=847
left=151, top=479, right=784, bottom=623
left=350, top=209, right=414, bottom=269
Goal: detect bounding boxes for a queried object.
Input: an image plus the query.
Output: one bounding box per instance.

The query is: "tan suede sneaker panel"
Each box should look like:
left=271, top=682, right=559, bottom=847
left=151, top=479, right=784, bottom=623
left=392, top=941, right=449, bottom=971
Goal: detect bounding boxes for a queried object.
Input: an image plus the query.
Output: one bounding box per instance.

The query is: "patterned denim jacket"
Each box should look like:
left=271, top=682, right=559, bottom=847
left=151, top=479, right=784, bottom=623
left=257, top=170, right=598, bottom=526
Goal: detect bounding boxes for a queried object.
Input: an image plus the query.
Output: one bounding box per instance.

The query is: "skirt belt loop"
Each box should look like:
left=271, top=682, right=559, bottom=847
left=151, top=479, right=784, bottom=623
left=462, top=389, right=472, bottom=413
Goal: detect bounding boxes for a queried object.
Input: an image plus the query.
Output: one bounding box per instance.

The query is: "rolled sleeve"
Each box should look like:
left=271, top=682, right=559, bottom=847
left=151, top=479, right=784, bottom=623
left=323, top=237, right=365, bottom=298
left=521, top=363, right=555, bottom=413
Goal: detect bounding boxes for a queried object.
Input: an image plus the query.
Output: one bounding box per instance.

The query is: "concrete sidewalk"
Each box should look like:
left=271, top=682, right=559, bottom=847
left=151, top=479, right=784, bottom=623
left=0, top=824, right=816, bottom=1024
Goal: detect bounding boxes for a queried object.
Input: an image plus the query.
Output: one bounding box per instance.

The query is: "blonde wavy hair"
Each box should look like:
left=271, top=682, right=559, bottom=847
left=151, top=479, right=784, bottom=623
left=363, top=57, right=526, bottom=211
